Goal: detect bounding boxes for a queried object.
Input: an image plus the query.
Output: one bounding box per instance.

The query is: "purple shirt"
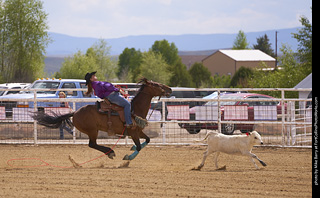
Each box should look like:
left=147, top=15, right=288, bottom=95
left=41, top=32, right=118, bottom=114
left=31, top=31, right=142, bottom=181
left=91, top=81, right=119, bottom=99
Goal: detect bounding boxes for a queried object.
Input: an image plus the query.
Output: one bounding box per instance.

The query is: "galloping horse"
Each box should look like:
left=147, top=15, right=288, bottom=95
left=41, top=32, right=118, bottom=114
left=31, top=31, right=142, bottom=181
left=33, top=78, right=172, bottom=160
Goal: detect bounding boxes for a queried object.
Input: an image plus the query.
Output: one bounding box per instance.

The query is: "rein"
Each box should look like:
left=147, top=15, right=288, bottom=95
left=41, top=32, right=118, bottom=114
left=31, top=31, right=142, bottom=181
left=147, top=95, right=162, bottom=121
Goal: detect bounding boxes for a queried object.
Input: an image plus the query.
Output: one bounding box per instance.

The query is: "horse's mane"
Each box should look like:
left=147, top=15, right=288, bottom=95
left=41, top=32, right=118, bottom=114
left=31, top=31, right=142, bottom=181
left=130, top=78, right=148, bottom=106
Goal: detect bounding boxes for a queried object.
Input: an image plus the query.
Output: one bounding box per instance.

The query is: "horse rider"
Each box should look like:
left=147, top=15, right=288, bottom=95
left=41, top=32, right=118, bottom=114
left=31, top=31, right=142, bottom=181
left=84, top=71, right=135, bottom=128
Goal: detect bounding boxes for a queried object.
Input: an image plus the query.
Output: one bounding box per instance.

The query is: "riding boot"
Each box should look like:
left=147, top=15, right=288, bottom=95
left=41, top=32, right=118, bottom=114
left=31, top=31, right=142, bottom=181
left=124, top=119, right=136, bottom=129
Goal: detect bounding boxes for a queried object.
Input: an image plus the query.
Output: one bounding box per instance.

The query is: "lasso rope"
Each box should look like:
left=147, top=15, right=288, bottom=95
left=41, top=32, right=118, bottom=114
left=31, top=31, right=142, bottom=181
left=6, top=127, right=126, bottom=169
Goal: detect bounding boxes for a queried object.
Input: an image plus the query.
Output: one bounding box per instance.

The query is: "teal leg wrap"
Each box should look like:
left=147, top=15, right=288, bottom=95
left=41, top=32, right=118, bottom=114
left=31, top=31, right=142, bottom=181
left=130, top=141, right=148, bottom=151
left=123, top=150, right=139, bottom=160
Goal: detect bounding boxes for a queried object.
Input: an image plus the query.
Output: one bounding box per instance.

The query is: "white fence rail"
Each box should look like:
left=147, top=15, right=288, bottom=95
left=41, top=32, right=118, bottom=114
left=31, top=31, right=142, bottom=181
left=0, top=88, right=312, bottom=147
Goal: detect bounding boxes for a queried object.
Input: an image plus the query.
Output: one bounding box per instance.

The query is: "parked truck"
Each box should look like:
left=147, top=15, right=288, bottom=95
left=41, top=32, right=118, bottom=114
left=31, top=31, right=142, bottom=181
left=0, top=78, right=97, bottom=117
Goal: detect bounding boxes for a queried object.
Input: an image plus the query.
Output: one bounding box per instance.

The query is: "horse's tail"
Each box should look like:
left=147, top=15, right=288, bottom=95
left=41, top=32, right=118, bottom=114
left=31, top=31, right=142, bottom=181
left=32, top=111, right=75, bottom=129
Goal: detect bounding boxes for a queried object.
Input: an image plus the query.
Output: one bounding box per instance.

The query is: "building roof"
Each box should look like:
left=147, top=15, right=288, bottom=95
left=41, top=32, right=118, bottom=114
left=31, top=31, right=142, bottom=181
left=294, top=73, right=312, bottom=89
left=218, top=50, right=276, bottom=61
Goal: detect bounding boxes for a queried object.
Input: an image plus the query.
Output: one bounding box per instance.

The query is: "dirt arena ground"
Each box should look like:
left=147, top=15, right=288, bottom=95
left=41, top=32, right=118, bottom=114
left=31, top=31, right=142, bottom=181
left=0, top=144, right=312, bottom=197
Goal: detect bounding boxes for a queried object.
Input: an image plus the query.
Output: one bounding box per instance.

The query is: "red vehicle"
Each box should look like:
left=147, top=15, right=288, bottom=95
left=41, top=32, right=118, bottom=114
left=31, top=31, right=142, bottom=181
left=179, top=93, right=285, bottom=135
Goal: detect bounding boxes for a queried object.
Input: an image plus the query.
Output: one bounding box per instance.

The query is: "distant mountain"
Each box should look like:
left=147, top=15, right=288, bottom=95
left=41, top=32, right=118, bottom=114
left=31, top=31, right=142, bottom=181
left=46, top=27, right=301, bottom=56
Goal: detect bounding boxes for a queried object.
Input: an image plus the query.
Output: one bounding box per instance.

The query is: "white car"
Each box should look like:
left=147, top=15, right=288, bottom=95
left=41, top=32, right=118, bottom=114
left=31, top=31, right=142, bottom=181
left=0, top=83, right=30, bottom=96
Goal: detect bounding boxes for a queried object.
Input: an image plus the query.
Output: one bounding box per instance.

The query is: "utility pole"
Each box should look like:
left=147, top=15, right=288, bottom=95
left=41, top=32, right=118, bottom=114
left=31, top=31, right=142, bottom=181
left=275, top=31, right=278, bottom=68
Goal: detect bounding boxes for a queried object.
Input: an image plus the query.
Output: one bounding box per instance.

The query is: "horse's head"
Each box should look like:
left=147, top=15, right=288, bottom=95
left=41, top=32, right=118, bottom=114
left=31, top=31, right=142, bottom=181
left=139, top=78, right=172, bottom=97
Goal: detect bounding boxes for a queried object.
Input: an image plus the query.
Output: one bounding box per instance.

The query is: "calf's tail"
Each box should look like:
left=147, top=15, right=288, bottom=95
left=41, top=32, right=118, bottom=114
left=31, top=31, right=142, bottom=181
left=194, top=132, right=215, bottom=143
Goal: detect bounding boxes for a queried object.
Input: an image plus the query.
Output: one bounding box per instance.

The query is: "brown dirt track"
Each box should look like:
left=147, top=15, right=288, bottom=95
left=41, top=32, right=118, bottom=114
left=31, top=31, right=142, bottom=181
left=0, top=145, right=312, bottom=197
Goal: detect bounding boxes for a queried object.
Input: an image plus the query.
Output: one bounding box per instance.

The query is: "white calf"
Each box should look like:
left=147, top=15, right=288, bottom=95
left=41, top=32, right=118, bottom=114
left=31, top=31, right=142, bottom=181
left=195, top=131, right=267, bottom=170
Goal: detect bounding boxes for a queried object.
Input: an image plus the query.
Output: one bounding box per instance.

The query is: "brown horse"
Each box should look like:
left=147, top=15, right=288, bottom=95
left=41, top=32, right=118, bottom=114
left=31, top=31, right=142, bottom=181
left=33, top=78, right=172, bottom=160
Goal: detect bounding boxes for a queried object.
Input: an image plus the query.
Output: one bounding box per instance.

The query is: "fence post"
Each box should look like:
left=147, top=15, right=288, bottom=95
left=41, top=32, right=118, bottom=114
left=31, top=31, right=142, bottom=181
left=33, top=90, right=38, bottom=145
left=281, top=90, right=285, bottom=146
left=72, top=102, right=76, bottom=144
left=217, top=90, right=221, bottom=133
left=289, top=101, right=296, bottom=145
left=162, top=100, right=166, bottom=144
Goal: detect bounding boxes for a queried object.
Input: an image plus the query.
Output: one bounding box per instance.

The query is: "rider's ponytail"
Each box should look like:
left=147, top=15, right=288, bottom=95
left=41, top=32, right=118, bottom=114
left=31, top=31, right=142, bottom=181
left=85, top=82, right=93, bottom=96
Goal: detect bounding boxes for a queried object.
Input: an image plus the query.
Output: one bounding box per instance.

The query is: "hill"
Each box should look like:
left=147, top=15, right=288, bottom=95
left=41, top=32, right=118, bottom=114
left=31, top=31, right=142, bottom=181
left=45, top=27, right=301, bottom=74
left=47, top=27, right=300, bottom=56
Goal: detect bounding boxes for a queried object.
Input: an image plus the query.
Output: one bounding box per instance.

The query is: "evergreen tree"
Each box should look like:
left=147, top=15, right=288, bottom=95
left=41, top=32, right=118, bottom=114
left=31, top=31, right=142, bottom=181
left=253, top=34, right=275, bottom=57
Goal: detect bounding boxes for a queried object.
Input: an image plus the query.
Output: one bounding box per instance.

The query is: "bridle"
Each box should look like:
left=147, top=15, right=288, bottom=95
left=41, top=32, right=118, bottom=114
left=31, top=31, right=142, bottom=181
left=138, top=81, right=169, bottom=121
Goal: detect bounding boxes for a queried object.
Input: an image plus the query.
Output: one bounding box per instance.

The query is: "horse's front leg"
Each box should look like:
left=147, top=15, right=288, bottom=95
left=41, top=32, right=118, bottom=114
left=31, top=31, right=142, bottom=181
left=123, top=130, right=141, bottom=160
left=130, top=131, right=149, bottom=151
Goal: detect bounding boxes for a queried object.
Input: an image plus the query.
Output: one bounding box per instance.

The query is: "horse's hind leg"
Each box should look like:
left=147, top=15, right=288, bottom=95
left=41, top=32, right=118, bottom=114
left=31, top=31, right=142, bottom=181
left=88, top=134, right=115, bottom=159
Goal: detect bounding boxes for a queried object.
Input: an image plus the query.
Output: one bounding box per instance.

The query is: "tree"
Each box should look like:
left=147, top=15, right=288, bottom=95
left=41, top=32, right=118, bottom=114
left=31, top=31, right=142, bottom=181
left=58, top=51, right=98, bottom=79
left=230, top=66, right=253, bottom=87
left=169, top=61, right=194, bottom=87
left=232, top=30, right=249, bottom=50
left=117, top=48, right=142, bottom=82
left=249, top=45, right=305, bottom=98
left=188, top=62, right=213, bottom=88
left=253, top=34, right=275, bottom=57
left=292, top=13, right=312, bottom=75
left=139, top=51, right=171, bottom=84
left=57, top=40, right=114, bottom=80
left=87, top=39, right=116, bottom=80
left=0, top=0, right=50, bottom=83
left=151, top=39, right=192, bottom=87
left=151, top=39, right=180, bottom=66
left=212, top=74, right=231, bottom=88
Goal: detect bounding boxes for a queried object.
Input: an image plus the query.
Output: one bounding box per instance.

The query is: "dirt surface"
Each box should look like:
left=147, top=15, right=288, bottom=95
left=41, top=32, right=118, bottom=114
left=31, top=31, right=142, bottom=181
left=0, top=144, right=312, bottom=197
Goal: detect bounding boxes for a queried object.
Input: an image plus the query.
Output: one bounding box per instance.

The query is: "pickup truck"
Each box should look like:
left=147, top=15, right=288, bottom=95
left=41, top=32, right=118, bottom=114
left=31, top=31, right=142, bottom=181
left=0, top=83, right=30, bottom=96
left=0, top=78, right=97, bottom=117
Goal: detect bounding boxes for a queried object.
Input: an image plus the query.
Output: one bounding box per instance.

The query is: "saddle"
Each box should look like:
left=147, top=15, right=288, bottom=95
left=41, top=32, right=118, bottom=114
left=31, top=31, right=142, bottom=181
left=96, top=99, right=126, bottom=131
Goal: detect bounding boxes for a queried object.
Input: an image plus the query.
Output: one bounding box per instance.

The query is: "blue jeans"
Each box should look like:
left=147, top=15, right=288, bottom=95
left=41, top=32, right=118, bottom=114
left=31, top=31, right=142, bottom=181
left=106, top=92, right=132, bottom=125
left=59, top=123, right=73, bottom=139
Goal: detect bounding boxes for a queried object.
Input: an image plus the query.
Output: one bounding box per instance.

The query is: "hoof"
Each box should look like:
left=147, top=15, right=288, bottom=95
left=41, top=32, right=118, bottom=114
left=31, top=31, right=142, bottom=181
left=108, top=152, right=116, bottom=159
left=123, top=154, right=130, bottom=161
left=260, top=161, right=267, bottom=166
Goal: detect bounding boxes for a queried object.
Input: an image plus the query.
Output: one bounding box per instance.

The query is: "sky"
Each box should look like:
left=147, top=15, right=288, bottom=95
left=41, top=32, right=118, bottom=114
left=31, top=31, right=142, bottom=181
left=43, top=0, right=312, bottom=39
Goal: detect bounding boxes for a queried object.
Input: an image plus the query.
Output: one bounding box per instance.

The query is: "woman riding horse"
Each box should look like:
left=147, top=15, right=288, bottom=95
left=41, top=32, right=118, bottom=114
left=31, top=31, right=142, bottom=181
left=33, top=77, right=172, bottom=161
left=84, top=71, right=134, bottom=128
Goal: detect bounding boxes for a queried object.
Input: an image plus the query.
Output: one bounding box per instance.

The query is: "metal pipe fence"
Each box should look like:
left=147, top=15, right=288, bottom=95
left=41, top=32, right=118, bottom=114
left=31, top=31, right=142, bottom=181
left=0, top=88, right=312, bottom=148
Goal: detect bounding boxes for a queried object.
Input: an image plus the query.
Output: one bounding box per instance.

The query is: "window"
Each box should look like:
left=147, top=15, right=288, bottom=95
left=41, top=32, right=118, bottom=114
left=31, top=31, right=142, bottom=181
left=31, top=82, right=60, bottom=94
left=256, top=96, right=278, bottom=106
left=62, top=83, right=77, bottom=96
left=0, top=87, right=7, bottom=96
left=6, top=87, right=21, bottom=95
